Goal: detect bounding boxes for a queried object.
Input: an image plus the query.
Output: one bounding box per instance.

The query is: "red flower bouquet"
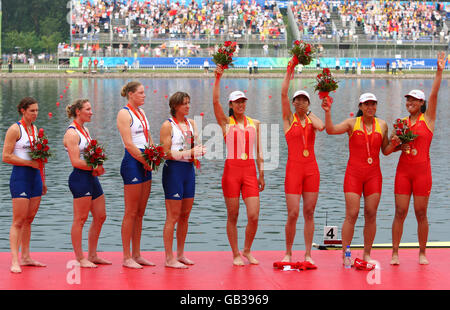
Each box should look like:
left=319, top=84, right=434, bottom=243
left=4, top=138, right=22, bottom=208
left=289, top=40, right=315, bottom=66
left=142, top=144, right=166, bottom=172
left=314, top=68, right=339, bottom=105
left=83, top=139, right=108, bottom=169
left=393, top=118, right=418, bottom=154
left=29, top=128, right=51, bottom=182
left=212, top=41, right=238, bottom=69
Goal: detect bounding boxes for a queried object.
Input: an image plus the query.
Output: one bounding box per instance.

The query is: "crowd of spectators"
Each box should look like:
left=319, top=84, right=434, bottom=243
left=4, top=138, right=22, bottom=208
left=338, top=1, right=446, bottom=40
left=291, top=0, right=447, bottom=41
left=72, top=0, right=285, bottom=41
left=291, top=0, right=331, bottom=38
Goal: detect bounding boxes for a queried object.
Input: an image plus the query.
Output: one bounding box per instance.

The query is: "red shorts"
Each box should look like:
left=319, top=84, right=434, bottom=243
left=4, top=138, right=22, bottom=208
left=344, top=165, right=382, bottom=197
left=222, top=159, right=259, bottom=199
left=395, top=160, right=432, bottom=196
left=285, top=160, right=320, bottom=194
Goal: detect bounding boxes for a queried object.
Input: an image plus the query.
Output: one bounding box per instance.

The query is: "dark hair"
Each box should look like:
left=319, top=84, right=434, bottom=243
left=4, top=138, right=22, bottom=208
left=229, top=107, right=235, bottom=117
left=421, top=100, right=427, bottom=113
left=169, top=92, right=190, bottom=117
left=66, top=99, right=90, bottom=118
left=356, top=102, right=377, bottom=117
left=120, top=81, right=142, bottom=99
left=17, top=97, right=38, bottom=115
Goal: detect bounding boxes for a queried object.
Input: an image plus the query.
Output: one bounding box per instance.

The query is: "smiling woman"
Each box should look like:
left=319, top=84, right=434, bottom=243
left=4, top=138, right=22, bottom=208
left=321, top=92, right=399, bottom=266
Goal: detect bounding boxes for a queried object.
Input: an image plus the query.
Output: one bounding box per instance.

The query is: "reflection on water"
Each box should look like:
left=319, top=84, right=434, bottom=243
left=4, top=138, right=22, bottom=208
left=0, top=77, right=449, bottom=253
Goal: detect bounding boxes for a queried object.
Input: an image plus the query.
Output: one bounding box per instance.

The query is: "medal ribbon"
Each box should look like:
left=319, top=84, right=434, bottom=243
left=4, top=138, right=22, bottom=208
left=296, top=113, right=309, bottom=155
left=73, top=121, right=92, bottom=144
left=20, top=118, right=36, bottom=149
left=407, top=114, right=419, bottom=155
left=172, top=117, right=199, bottom=167
left=127, top=103, right=149, bottom=144
left=232, top=116, right=249, bottom=160
left=20, top=118, right=45, bottom=183
left=361, top=116, right=375, bottom=163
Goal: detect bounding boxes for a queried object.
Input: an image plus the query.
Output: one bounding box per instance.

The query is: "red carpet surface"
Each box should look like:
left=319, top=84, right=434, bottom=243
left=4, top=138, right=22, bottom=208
left=1, top=249, right=449, bottom=290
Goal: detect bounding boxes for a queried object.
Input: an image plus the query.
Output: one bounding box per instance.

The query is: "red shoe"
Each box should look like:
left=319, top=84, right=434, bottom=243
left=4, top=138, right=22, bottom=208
left=273, top=262, right=298, bottom=269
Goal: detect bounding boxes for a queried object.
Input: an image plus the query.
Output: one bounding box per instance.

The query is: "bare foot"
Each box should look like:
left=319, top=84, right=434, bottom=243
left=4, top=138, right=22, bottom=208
left=233, top=255, right=245, bottom=266
left=123, top=258, right=143, bottom=269
left=390, top=253, right=400, bottom=265
left=133, top=256, right=156, bottom=266
left=165, top=259, right=188, bottom=269
left=88, top=256, right=112, bottom=265
left=10, top=263, right=22, bottom=274
left=21, top=258, right=47, bottom=267
left=363, top=255, right=377, bottom=265
left=242, top=251, right=259, bottom=265
left=304, top=255, right=315, bottom=265
left=178, top=256, right=195, bottom=265
left=419, top=253, right=429, bottom=265
left=79, top=258, right=97, bottom=268
left=281, top=254, right=292, bottom=263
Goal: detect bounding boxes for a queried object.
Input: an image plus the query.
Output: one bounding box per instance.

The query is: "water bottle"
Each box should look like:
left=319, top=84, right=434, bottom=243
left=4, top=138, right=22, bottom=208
left=344, top=245, right=352, bottom=269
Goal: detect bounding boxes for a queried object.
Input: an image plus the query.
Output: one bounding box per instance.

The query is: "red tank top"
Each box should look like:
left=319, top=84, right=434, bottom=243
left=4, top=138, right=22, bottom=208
left=399, top=113, right=433, bottom=164
left=224, top=116, right=256, bottom=160
left=348, top=117, right=383, bottom=170
left=285, top=113, right=316, bottom=162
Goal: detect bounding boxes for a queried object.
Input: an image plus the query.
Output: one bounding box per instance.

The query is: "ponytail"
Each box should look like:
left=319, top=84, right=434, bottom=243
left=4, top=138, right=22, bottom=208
left=229, top=107, right=235, bottom=117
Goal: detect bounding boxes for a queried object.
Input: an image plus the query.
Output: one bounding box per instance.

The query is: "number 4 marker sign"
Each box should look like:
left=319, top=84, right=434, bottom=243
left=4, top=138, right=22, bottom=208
left=323, top=226, right=342, bottom=245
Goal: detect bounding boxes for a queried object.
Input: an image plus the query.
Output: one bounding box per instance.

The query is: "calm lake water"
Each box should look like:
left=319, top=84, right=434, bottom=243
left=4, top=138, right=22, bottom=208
left=0, top=76, right=449, bottom=253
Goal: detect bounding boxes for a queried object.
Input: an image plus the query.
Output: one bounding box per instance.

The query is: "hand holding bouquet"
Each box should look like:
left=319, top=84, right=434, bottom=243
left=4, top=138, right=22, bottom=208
left=212, top=41, right=238, bottom=70
left=29, top=128, right=51, bottom=182
left=83, top=139, right=108, bottom=171
left=142, top=144, right=166, bottom=172
left=287, top=40, right=315, bottom=79
left=393, top=118, right=418, bottom=154
left=314, top=68, right=338, bottom=106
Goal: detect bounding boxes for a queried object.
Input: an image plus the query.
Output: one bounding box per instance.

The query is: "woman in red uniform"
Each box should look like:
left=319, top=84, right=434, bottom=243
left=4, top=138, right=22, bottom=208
left=322, top=93, right=398, bottom=264
left=280, top=68, right=324, bottom=264
left=213, top=64, right=265, bottom=266
left=389, top=52, right=447, bottom=265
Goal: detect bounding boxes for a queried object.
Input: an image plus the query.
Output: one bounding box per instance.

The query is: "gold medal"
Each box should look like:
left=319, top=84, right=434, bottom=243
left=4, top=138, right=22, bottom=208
left=241, top=153, right=248, bottom=160
left=367, top=157, right=373, bottom=165
left=303, top=149, right=310, bottom=157
left=411, top=148, right=418, bottom=156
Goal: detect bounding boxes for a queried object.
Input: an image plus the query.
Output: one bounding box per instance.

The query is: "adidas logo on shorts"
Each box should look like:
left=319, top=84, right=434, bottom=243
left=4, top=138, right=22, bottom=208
left=173, top=193, right=180, bottom=198
left=85, top=192, right=91, bottom=196
left=20, top=192, right=27, bottom=197
left=132, top=177, right=139, bottom=182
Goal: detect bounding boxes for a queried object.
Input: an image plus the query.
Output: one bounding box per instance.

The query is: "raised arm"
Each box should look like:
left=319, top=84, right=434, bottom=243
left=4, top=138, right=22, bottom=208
left=321, top=98, right=353, bottom=135
left=425, top=51, right=446, bottom=126
left=281, top=70, right=293, bottom=123
left=212, top=65, right=229, bottom=132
